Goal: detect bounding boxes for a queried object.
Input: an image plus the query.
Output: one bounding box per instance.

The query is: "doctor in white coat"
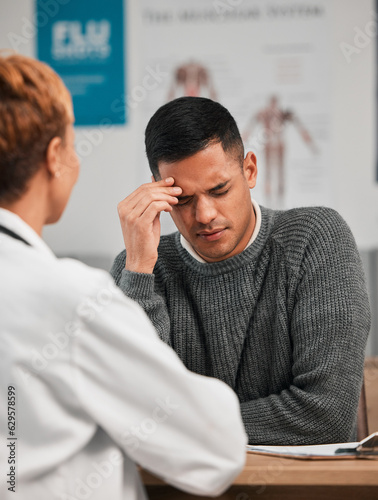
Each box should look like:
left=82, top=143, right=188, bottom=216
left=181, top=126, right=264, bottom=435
left=0, top=53, right=247, bottom=500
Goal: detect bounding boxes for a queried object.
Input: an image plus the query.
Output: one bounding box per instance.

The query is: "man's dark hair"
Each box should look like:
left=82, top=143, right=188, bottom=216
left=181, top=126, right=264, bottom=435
left=145, top=97, right=244, bottom=179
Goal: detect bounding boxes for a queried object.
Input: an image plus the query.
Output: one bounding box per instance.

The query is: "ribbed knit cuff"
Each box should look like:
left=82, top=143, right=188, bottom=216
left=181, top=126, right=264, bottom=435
left=119, top=269, right=155, bottom=301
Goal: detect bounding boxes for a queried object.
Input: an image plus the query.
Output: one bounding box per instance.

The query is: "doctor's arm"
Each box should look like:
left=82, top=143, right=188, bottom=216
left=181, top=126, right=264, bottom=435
left=71, top=276, right=247, bottom=496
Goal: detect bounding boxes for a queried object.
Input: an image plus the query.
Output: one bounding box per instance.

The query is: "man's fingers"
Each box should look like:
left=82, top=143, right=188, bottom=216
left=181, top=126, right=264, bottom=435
left=128, top=177, right=178, bottom=201
left=119, top=191, right=179, bottom=220
left=132, top=200, right=175, bottom=225
left=155, top=176, right=175, bottom=186
left=118, top=187, right=181, bottom=220
left=118, top=178, right=181, bottom=215
left=118, top=179, right=180, bottom=274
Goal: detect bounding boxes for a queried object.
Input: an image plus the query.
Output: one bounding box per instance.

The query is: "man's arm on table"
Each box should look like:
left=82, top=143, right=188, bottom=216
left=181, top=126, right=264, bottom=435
left=240, top=209, right=371, bottom=445
left=73, top=269, right=247, bottom=496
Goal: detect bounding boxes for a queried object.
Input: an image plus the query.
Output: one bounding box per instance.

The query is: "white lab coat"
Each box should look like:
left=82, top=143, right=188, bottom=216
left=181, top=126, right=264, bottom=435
left=0, top=208, right=247, bottom=500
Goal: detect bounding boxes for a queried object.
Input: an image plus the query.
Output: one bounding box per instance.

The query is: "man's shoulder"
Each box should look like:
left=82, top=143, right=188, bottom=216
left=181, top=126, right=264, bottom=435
left=273, top=205, right=342, bottom=224
left=258, top=206, right=357, bottom=276
left=265, top=206, right=355, bottom=264
left=270, top=206, right=348, bottom=240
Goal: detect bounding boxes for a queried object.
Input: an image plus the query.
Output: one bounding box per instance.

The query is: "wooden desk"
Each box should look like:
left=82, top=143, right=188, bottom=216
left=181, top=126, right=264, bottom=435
left=143, top=358, right=378, bottom=499
left=142, top=453, right=378, bottom=500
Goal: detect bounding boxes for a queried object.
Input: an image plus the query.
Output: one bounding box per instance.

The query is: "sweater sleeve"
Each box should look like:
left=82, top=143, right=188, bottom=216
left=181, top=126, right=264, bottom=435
left=110, top=251, right=172, bottom=345
left=240, top=209, right=370, bottom=445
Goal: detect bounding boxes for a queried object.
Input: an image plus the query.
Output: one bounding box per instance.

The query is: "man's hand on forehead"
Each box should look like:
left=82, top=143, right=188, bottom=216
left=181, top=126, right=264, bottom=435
left=117, top=178, right=182, bottom=274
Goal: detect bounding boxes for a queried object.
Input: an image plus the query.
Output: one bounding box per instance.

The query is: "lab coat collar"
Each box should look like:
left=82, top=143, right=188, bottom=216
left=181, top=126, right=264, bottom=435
left=0, top=208, right=56, bottom=258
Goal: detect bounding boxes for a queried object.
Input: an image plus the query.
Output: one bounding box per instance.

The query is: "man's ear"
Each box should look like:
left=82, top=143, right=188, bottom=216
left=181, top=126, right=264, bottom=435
left=45, top=136, right=63, bottom=178
left=243, top=151, right=257, bottom=189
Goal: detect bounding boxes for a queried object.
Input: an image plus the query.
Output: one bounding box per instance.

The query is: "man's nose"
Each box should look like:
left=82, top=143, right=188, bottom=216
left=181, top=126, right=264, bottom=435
left=195, top=196, right=217, bottom=225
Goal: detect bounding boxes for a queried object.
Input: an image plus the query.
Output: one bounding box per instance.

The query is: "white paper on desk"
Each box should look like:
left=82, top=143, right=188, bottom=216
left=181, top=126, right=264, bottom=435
left=246, top=432, right=378, bottom=459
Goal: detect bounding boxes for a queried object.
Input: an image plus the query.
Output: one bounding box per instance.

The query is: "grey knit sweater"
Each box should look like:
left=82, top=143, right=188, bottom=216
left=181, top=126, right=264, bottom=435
left=110, top=205, right=370, bottom=445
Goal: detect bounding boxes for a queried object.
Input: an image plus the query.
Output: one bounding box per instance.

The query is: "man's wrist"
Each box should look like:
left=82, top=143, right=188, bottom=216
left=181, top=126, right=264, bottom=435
left=125, top=262, right=155, bottom=274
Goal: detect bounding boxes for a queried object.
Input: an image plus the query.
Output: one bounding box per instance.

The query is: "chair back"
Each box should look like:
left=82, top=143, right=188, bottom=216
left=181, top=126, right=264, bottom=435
left=357, top=379, right=369, bottom=441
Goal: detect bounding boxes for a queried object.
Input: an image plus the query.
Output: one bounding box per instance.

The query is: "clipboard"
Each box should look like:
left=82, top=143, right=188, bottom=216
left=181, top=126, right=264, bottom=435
left=246, top=432, right=378, bottom=460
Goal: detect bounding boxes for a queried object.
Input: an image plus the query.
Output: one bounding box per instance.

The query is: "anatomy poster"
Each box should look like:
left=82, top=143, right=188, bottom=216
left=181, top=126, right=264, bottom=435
left=137, top=0, right=332, bottom=216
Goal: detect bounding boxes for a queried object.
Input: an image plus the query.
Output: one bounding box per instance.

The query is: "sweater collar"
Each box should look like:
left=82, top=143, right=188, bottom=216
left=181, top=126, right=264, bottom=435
left=174, top=203, right=276, bottom=276
left=180, top=199, right=262, bottom=264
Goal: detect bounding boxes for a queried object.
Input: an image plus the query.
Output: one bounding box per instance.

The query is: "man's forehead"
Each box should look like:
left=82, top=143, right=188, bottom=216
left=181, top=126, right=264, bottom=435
left=158, top=145, right=241, bottom=188
left=163, top=164, right=233, bottom=192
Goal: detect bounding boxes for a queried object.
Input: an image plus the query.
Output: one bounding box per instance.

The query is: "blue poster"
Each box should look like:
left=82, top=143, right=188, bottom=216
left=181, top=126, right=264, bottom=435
left=36, top=0, right=126, bottom=127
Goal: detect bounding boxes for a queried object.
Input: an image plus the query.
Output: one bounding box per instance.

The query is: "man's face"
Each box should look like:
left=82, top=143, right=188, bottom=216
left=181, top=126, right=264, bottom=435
left=158, top=142, right=258, bottom=263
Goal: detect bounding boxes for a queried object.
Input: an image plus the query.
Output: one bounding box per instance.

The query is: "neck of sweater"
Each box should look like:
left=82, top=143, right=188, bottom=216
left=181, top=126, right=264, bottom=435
left=174, top=204, right=275, bottom=276
left=180, top=199, right=262, bottom=264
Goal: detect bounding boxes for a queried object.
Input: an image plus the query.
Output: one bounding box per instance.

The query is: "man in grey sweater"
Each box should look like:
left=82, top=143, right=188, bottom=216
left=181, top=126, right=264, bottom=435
left=111, top=97, right=370, bottom=445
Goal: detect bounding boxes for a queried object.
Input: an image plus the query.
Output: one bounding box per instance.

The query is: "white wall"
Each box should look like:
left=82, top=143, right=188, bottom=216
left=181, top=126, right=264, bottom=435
left=331, top=0, right=378, bottom=250
left=0, top=0, right=377, bottom=254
